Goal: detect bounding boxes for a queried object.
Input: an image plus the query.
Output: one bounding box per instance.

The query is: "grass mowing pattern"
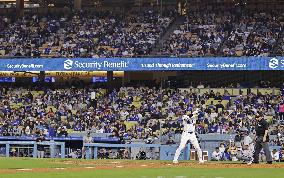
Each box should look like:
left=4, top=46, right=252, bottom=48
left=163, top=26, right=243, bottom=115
left=0, top=158, right=284, bottom=178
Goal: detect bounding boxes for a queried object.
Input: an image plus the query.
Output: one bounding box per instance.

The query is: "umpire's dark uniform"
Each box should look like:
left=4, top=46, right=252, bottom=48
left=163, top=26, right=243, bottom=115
left=253, top=115, right=272, bottom=163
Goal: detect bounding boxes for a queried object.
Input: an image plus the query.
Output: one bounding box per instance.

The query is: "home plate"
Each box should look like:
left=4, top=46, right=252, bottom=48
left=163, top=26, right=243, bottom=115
left=116, top=165, right=123, bottom=168
left=55, top=168, right=66, bottom=170
left=17, top=169, right=32, bottom=171
left=141, top=165, right=147, bottom=167
left=85, top=167, right=95, bottom=169
left=167, top=164, right=172, bottom=166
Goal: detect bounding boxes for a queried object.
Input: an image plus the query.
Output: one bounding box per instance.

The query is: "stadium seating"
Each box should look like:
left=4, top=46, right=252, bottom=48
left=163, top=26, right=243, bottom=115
left=0, top=86, right=281, bottom=140
left=0, top=10, right=283, bottom=58
left=0, top=11, right=176, bottom=58
left=160, top=11, right=284, bottom=57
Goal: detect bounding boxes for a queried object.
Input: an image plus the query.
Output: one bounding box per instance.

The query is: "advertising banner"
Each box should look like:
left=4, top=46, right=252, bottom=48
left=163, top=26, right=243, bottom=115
left=0, top=57, right=283, bottom=71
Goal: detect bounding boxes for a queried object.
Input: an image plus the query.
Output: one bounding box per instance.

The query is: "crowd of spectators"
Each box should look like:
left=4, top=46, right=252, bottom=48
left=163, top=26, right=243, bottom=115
left=222, top=11, right=283, bottom=57
left=0, top=85, right=283, bottom=144
left=1, top=9, right=283, bottom=58
left=275, top=36, right=284, bottom=56
left=0, top=10, right=175, bottom=58
left=161, top=12, right=229, bottom=56
left=161, top=10, right=284, bottom=57
left=211, top=141, right=284, bottom=162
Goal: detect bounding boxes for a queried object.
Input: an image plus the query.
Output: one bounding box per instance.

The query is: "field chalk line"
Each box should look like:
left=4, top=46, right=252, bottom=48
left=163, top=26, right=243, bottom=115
left=110, top=162, right=120, bottom=164
left=84, top=167, right=95, bottom=169
left=17, top=169, right=32, bottom=171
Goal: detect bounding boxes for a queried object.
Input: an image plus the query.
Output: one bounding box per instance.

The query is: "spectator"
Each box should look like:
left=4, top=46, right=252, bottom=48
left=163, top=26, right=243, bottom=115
left=272, top=149, right=280, bottom=162
left=211, top=147, right=222, bottom=161
left=219, top=142, right=226, bottom=160
left=216, top=101, right=225, bottom=113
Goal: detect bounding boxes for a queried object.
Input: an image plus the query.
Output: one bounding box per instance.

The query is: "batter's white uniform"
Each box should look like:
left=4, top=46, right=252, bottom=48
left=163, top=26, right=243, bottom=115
left=173, top=113, right=203, bottom=163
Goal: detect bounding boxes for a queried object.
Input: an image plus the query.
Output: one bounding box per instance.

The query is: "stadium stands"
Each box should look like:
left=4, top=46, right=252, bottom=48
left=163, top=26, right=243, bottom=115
left=161, top=11, right=284, bottom=57
left=0, top=10, right=176, bottom=58
left=0, top=86, right=282, bottom=142
left=161, top=12, right=229, bottom=56
left=275, top=37, right=284, bottom=56
left=0, top=9, right=283, bottom=58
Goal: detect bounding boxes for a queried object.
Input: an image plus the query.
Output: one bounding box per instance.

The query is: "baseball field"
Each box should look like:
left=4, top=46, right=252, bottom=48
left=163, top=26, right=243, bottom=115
left=0, top=158, right=284, bottom=178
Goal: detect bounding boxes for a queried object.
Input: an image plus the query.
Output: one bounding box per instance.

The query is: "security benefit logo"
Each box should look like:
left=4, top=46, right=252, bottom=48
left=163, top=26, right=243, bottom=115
left=268, top=57, right=284, bottom=69
left=64, top=59, right=73, bottom=70
left=269, top=58, right=279, bottom=69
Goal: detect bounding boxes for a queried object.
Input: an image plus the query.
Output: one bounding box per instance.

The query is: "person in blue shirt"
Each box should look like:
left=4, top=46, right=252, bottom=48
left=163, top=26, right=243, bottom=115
left=48, top=123, right=56, bottom=138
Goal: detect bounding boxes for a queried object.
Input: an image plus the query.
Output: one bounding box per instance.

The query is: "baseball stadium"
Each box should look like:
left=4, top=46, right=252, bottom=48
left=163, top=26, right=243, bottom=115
left=0, top=0, right=284, bottom=178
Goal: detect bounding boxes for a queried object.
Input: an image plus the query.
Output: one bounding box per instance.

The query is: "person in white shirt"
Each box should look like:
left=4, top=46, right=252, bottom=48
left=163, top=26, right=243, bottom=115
left=173, top=109, right=204, bottom=164
left=68, top=150, right=79, bottom=159
left=25, top=126, right=31, bottom=136
left=218, top=143, right=226, bottom=160
left=96, top=126, right=104, bottom=133
left=271, top=149, right=280, bottom=162
left=197, top=83, right=205, bottom=89
left=211, top=147, right=222, bottom=161
left=219, top=143, right=226, bottom=154
left=120, top=109, right=129, bottom=120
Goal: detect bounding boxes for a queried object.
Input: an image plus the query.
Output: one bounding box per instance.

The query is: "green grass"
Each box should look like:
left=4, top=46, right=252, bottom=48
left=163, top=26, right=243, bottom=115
left=0, top=158, right=283, bottom=178
left=0, top=158, right=85, bottom=169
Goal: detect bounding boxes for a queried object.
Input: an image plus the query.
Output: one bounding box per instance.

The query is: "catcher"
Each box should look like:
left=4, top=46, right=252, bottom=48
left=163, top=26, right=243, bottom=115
left=236, top=128, right=254, bottom=164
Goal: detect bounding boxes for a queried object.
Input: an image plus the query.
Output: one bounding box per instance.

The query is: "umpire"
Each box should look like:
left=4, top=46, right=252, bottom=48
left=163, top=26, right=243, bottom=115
left=253, top=114, right=272, bottom=164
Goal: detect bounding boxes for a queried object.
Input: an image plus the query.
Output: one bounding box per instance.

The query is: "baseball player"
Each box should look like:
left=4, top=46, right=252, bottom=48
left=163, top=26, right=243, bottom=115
left=236, top=128, right=254, bottom=164
left=173, top=109, right=204, bottom=164
left=82, top=132, right=93, bottom=159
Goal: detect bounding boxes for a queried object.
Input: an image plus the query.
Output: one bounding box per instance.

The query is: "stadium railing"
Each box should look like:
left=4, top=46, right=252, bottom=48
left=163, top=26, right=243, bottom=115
left=83, top=143, right=190, bottom=161
left=0, top=141, right=65, bottom=158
